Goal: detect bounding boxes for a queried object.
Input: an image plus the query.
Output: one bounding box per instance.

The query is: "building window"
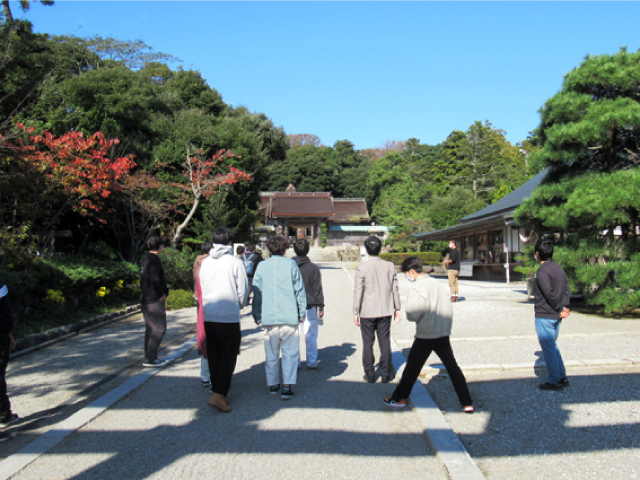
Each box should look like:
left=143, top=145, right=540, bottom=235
left=475, top=232, right=488, bottom=263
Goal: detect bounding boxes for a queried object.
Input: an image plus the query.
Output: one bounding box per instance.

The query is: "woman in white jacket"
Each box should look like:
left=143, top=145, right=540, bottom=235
left=199, top=227, right=249, bottom=412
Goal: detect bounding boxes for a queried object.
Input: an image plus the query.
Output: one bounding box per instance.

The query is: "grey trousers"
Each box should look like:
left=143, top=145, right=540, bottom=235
left=360, top=316, right=392, bottom=377
left=142, top=300, right=167, bottom=362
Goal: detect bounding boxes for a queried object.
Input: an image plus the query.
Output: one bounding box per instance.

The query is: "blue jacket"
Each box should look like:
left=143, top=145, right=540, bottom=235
left=252, top=255, right=306, bottom=326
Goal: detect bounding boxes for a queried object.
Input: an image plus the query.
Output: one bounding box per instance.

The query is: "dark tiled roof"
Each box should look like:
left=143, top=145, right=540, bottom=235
left=332, top=198, right=370, bottom=223
left=269, top=192, right=335, bottom=218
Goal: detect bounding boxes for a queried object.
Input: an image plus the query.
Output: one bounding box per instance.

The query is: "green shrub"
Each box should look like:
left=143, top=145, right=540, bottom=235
left=160, top=247, right=196, bottom=291
left=379, top=252, right=443, bottom=266
left=166, top=289, right=196, bottom=310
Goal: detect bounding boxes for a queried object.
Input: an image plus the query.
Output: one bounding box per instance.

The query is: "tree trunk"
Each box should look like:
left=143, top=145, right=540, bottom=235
left=171, top=194, right=200, bottom=248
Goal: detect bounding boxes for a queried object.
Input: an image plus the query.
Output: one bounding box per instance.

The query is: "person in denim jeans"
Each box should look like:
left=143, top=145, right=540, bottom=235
left=534, top=238, right=571, bottom=391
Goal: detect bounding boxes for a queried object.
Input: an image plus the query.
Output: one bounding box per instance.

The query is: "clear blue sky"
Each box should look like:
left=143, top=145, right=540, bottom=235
left=15, top=1, right=640, bottom=150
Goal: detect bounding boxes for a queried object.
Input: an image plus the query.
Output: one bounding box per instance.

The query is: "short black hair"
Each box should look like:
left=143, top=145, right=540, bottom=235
left=147, top=235, right=164, bottom=251
left=267, top=235, right=289, bottom=256
left=211, top=227, right=233, bottom=245
left=293, top=238, right=310, bottom=257
left=401, top=256, right=423, bottom=273
left=364, top=236, right=382, bottom=256
left=236, top=245, right=245, bottom=255
left=534, top=238, right=554, bottom=261
left=244, top=242, right=254, bottom=251
left=201, top=241, right=213, bottom=254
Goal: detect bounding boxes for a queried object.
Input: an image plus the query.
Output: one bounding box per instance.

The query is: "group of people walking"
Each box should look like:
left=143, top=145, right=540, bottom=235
left=133, top=232, right=572, bottom=417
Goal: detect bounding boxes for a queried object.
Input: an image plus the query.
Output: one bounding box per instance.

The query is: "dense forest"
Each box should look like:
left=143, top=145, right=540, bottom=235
left=2, top=1, right=639, bottom=319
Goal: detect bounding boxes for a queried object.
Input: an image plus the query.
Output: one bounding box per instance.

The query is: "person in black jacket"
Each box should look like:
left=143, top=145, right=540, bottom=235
left=534, top=238, right=571, bottom=391
left=293, top=239, right=324, bottom=369
left=0, top=245, right=19, bottom=442
left=140, top=235, right=170, bottom=367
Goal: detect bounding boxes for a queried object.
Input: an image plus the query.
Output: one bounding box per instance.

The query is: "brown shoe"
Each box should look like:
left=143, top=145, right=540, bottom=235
left=208, top=393, right=232, bottom=413
left=450, top=296, right=456, bottom=303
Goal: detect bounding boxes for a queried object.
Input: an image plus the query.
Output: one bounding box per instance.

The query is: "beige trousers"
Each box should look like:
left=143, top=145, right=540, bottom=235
left=448, top=269, right=459, bottom=295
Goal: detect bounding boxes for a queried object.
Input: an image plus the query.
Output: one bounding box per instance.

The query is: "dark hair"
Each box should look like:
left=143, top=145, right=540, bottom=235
left=244, top=242, right=254, bottom=251
left=201, top=241, right=213, bottom=254
left=364, top=236, right=382, bottom=256
left=449, top=240, right=457, bottom=246
left=401, top=256, right=423, bottom=273
left=147, top=235, right=164, bottom=251
left=236, top=245, right=245, bottom=255
left=534, top=238, right=554, bottom=261
left=211, top=227, right=233, bottom=245
left=267, top=235, right=289, bottom=256
left=293, top=238, right=310, bottom=257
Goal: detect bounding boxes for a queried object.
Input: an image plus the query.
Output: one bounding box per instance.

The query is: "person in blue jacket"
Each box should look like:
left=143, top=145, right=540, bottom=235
left=252, top=235, right=306, bottom=400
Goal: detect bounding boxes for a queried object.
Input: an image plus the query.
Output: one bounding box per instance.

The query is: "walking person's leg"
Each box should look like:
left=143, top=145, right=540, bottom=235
left=280, top=325, right=299, bottom=386
left=390, top=338, right=433, bottom=402
left=304, top=308, right=319, bottom=368
left=204, top=322, right=219, bottom=390
left=375, top=316, right=393, bottom=380
left=211, top=322, right=241, bottom=396
left=452, top=270, right=459, bottom=299
left=535, top=317, right=565, bottom=384
left=264, top=326, right=282, bottom=387
left=359, top=317, right=376, bottom=380
left=433, top=336, right=473, bottom=408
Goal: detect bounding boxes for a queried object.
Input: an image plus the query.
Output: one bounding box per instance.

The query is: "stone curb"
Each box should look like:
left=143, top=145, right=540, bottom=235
left=10, top=305, right=141, bottom=360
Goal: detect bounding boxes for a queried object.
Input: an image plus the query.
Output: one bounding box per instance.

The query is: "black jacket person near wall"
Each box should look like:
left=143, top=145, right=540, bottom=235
left=0, top=247, right=19, bottom=440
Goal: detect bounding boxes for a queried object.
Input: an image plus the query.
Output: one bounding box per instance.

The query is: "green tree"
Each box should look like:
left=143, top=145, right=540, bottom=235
left=515, top=48, right=640, bottom=314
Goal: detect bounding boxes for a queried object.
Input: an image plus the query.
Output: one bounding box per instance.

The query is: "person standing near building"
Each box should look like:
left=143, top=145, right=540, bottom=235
left=252, top=235, right=306, bottom=400
left=443, top=240, right=460, bottom=302
left=353, top=236, right=401, bottom=384
left=293, top=238, right=325, bottom=370
left=193, top=241, right=212, bottom=390
left=140, top=235, right=170, bottom=368
left=383, top=257, right=473, bottom=412
left=534, top=238, right=571, bottom=391
left=0, top=246, right=18, bottom=442
left=200, top=227, right=249, bottom=412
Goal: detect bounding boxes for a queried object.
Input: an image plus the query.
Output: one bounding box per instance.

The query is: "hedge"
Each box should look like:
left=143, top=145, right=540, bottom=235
left=379, top=252, right=443, bottom=266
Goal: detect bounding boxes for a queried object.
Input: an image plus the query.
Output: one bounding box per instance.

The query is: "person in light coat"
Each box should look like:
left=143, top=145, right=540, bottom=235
left=200, top=227, right=249, bottom=412
left=383, top=257, right=473, bottom=412
left=252, top=235, right=306, bottom=400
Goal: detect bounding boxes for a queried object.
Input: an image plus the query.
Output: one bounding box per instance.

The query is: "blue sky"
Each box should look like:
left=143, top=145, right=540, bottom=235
left=15, top=1, right=640, bottom=150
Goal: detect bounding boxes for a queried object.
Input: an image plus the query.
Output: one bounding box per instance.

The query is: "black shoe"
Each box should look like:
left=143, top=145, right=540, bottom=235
left=381, top=376, right=391, bottom=383
left=538, top=382, right=563, bottom=391
left=559, top=377, right=570, bottom=387
left=281, top=386, right=294, bottom=400
left=0, top=431, right=11, bottom=443
left=0, top=412, right=18, bottom=428
left=363, top=374, right=376, bottom=383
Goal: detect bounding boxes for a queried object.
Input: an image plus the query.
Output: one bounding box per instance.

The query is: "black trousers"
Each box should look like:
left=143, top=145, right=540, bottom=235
left=0, top=333, right=11, bottom=416
left=142, top=300, right=167, bottom=362
left=360, top=316, right=392, bottom=377
left=205, top=322, right=241, bottom=396
left=392, top=336, right=472, bottom=406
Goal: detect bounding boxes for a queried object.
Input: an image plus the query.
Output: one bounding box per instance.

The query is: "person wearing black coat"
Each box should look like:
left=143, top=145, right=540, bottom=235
left=140, top=236, right=170, bottom=367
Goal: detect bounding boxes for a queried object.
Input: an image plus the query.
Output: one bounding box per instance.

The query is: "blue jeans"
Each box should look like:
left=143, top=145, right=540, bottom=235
left=535, top=317, right=566, bottom=383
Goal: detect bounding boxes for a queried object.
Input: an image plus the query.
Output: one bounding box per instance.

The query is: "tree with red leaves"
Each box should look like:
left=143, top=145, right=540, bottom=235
left=1, top=124, right=135, bottom=248
left=170, top=146, right=250, bottom=247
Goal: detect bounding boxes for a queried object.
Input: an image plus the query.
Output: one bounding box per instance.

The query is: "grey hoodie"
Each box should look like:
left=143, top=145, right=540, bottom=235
left=199, top=244, right=249, bottom=323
